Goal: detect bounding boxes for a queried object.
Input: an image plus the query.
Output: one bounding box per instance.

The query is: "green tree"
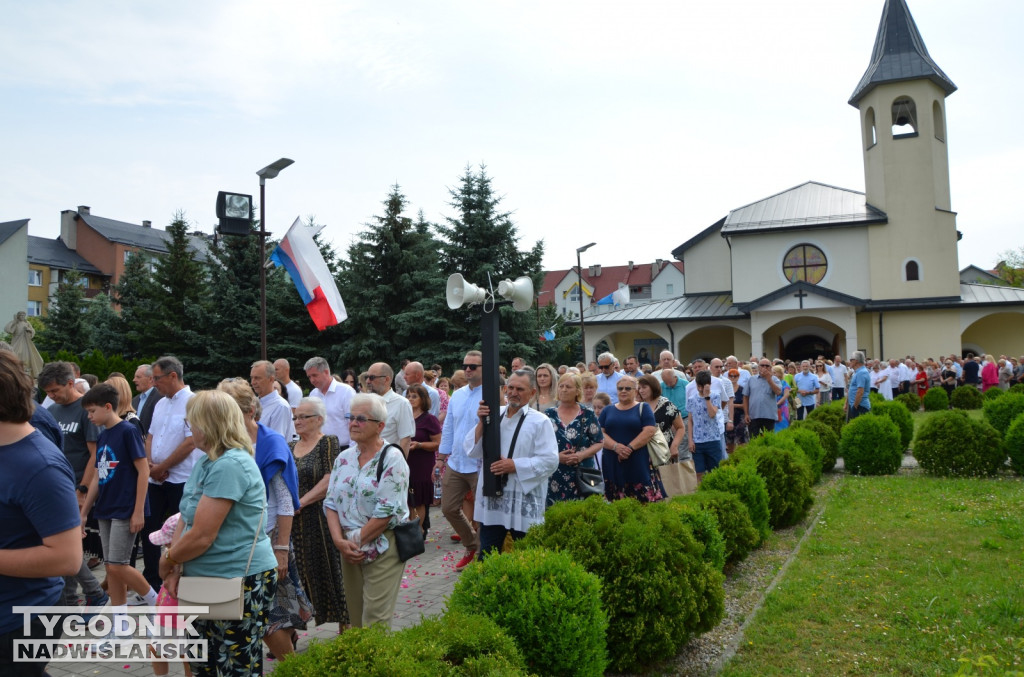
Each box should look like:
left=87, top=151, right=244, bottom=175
left=336, top=186, right=448, bottom=370
left=112, top=250, right=161, bottom=357
left=434, top=165, right=546, bottom=367
left=38, top=269, right=88, bottom=354
left=994, top=247, right=1024, bottom=287
left=148, top=213, right=209, bottom=356
left=83, top=293, right=125, bottom=355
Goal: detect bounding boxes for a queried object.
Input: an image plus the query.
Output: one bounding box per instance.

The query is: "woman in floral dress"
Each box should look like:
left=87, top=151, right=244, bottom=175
left=544, top=373, right=603, bottom=505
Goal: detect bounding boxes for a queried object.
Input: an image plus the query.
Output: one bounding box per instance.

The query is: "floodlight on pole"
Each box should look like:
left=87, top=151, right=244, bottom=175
left=576, top=242, right=596, bottom=363
left=256, top=158, right=294, bottom=360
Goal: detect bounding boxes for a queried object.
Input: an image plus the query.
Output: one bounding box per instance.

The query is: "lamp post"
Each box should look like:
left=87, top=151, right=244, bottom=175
left=576, top=242, right=596, bottom=363
left=255, top=158, right=294, bottom=360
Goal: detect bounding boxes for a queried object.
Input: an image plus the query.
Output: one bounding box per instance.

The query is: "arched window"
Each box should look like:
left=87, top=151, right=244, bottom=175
left=933, top=100, right=945, bottom=142
left=905, top=260, right=920, bottom=281
left=891, top=96, right=918, bottom=138
left=783, top=244, right=828, bottom=284
left=864, top=107, right=877, bottom=149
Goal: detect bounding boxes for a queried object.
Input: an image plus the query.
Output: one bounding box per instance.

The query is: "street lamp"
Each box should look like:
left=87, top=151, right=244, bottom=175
left=576, top=242, right=596, bottom=363
left=255, top=158, right=294, bottom=360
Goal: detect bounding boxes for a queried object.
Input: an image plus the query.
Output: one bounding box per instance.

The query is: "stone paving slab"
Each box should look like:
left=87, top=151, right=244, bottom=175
left=46, top=517, right=468, bottom=676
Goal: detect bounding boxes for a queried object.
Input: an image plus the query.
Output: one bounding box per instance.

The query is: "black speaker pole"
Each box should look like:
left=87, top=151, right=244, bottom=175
left=480, top=305, right=503, bottom=498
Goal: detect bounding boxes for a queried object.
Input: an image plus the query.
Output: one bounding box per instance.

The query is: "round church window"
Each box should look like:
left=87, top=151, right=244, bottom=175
left=783, top=244, right=827, bottom=284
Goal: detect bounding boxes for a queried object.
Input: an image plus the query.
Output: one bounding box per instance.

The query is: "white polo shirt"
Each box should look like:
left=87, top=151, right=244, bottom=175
left=310, top=379, right=355, bottom=446
left=260, top=391, right=296, bottom=441
left=380, top=389, right=415, bottom=446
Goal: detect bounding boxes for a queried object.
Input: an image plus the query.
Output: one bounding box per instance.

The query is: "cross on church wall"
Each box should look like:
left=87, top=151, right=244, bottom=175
left=793, top=289, right=808, bottom=309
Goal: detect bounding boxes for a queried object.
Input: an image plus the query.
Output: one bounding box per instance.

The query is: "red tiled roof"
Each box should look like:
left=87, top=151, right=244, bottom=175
left=539, top=261, right=683, bottom=306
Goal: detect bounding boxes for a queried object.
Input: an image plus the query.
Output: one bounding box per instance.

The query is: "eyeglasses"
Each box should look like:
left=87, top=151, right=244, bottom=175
left=462, top=364, right=481, bottom=371
left=153, top=372, right=169, bottom=381
left=292, top=414, right=319, bottom=421
left=617, top=386, right=634, bottom=391
left=599, top=364, right=612, bottom=370
left=758, top=363, right=771, bottom=368
left=345, top=414, right=380, bottom=424
left=365, top=374, right=385, bottom=381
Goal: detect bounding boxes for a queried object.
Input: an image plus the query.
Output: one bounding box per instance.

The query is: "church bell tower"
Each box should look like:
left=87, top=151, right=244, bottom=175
left=850, top=0, right=961, bottom=299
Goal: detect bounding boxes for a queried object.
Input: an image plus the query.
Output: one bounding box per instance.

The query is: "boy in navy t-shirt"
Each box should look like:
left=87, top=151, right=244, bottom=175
left=80, top=384, right=159, bottom=632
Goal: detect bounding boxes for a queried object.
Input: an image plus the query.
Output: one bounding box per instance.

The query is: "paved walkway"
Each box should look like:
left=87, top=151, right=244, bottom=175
left=47, top=517, right=466, bottom=676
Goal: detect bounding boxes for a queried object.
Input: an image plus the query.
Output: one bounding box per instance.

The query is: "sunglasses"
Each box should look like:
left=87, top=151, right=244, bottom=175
left=345, top=414, right=380, bottom=424
left=462, top=364, right=481, bottom=371
left=617, top=386, right=634, bottom=391
left=599, top=364, right=613, bottom=370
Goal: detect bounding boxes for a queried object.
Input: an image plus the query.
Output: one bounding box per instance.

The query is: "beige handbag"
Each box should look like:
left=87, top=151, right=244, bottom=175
left=177, top=508, right=264, bottom=621
left=659, top=458, right=699, bottom=497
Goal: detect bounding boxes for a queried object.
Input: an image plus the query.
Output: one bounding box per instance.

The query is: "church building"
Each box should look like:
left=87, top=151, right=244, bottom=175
left=580, top=0, right=1024, bottom=363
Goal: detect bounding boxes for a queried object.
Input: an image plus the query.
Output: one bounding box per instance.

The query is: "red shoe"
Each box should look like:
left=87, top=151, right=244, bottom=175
left=450, top=534, right=461, bottom=542
left=454, top=551, right=476, bottom=571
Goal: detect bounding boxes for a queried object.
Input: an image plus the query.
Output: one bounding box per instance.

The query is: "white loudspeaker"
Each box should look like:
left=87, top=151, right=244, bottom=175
left=497, top=276, right=534, bottom=312
left=446, top=274, right=488, bottom=309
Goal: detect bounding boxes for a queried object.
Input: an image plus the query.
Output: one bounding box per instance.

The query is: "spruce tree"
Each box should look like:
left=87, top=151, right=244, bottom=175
left=434, top=165, right=546, bottom=367
left=38, top=269, right=88, bottom=354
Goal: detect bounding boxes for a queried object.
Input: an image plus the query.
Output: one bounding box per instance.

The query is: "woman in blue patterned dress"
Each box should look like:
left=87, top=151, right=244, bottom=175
left=544, top=373, right=604, bottom=505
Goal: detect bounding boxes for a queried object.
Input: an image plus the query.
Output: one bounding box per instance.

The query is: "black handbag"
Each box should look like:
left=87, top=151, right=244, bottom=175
left=575, top=465, right=604, bottom=497
left=376, top=445, right=425, bottom=562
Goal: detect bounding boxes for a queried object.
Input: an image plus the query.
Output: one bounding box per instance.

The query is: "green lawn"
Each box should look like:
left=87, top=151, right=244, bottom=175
left=720, top=474, right=1024, bottom=676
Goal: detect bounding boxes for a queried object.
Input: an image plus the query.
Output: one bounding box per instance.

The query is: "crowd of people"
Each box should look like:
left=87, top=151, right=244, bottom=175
left=3, top=342, right=1022, bottom=676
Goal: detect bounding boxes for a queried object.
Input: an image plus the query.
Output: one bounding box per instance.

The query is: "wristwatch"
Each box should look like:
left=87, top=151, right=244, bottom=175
left=703, top=396, right=711, bottom=401
left=76, top=484, right=88, bottom=494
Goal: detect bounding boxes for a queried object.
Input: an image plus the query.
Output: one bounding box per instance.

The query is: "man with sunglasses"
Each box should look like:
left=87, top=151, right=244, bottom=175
left=595, top=351, right=624, bottom=404
left=744, top=359, right=783, bottom=438
left=438, top=351, right=485, bottom=570
left=364, top=363, right=414, bottom=455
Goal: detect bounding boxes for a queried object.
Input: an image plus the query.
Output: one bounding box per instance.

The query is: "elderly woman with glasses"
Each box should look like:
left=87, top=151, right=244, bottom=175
left=289, top=396, right=349, bottom=632
left=324, top=393, right=410, bottom=628
left=599, top=374, right=662, bottom=503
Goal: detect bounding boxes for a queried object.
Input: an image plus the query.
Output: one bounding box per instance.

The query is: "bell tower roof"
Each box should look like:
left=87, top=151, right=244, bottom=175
left=849, top=0, right=956, bottom=107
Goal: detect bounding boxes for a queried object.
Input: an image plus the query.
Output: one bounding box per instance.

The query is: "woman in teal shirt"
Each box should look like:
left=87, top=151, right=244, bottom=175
left=159, top=390, right=277, bottom=676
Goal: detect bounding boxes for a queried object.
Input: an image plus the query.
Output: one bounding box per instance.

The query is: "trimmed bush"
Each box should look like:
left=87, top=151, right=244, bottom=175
left=449, top=548, right=606, bottom=676
left=699, top=463, right=771, bottom=544
left=984, top=386, right=1006, bottom=401
left=982, top=392, right=1024, bottom=436
left=895, top=392, right=921, bottom=413
left=521, top=497, right=724, bottom=672
left=913, top=409, right=1005, bottom=478
left=922, top=387, right=949, bottom=411
left=726, top=441, right=813, bottom=529
left=790, top=419, right=839, bottom=473
left=673, top=491, right=759, bottom=565
left=274, top=610, right=528, bottom=676
left=839, top=414, right=902, bottom=475
left=776, top=426, right=825, bottom=483
left=807, top=401, right=846, bottom=440
left=665, top=499, right=726, bottom=571
left=868, top=391, right=885, bottom=408
left=950, top=385, right=983, bottom=410
left=1010, top=383, right=1024, bottom=396
left=1005, top=413, right=1024, bottom=475
left=870, top=400, right=914, bottom=449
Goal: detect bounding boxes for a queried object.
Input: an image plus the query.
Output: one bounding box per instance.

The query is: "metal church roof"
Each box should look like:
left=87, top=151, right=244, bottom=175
left=849, top=0, right=957, bottom=106
left=579, top=292, right=744, bottom=325
left=721, top=182, right=887, bottom=236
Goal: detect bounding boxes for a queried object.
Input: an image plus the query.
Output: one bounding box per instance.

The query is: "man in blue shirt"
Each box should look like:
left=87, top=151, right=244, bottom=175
left=793, top=360, right=820, bottom=420
left=595, top=352, right=624, bottom=404
left=845, top=351, right=872, bottom=421
left=437, top=351, right=484, bottom=572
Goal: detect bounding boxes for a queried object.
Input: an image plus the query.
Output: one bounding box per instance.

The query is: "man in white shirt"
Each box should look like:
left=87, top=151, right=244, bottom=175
left=403, top=361, right=440, bottom=416
left=438, top=351, right=484, bottom=571
left=725, top=355, right=750, bottom=392
left=304, top=356, right=354, bottom=448
left=273, top=358, right=303, bottom=411
left=365, top=362, right=414, bottom=455
left=830, top=356, right=849, bottom=402
left=465, top=368, right=557, bottom=562
left=251, top=360, right=296, bottom=440
left=142, top=355, right=202, bottom=591
left=706, top=358, right=734, bottom=458
left=595, top=351, right=624, bottom=404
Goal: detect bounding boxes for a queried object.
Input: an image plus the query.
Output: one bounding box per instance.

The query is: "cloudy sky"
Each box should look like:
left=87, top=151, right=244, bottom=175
left=2, top=0, right=1021, bottom=274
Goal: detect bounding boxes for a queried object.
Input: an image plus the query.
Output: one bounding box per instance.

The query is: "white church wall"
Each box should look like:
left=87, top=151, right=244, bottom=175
left=729, top=228, right=871, bottom=303
left=680, top=232, right=730, bottom=294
